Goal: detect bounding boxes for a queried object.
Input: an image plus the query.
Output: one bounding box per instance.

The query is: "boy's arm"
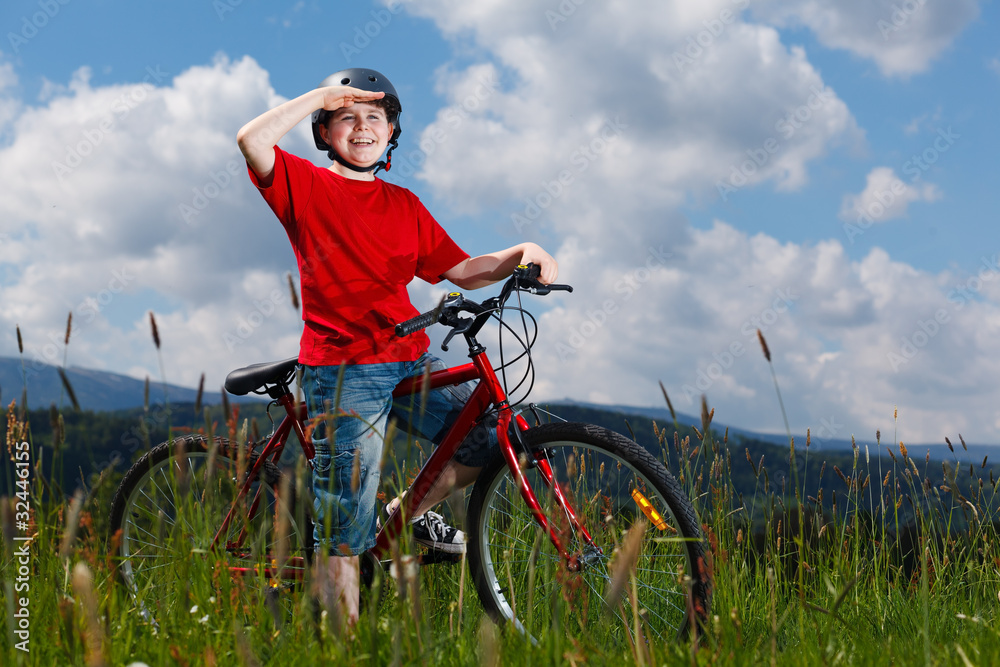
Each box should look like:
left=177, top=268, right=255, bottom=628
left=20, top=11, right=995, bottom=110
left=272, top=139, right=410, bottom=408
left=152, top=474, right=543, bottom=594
left=442, top=242, right=558, bottom=291
left=236, top=86, right=385, bottom=187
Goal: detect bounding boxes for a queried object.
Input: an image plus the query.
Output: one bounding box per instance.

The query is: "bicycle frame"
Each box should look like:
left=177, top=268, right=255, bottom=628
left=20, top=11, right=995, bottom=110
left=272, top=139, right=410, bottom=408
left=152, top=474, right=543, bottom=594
left=213, top=341, right=597, bottom=582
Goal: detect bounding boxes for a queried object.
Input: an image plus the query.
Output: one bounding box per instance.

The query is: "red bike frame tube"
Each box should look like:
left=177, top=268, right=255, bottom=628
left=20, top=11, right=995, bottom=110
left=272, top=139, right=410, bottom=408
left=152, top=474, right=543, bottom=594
left=278, top=393, right=314, bottom=461
left=514, top=413, right=597, bottom=546
left=216, top=350, right=597, bottom=578
left=373, top=353, right=573, bottom=561
left=212, top=398, right=305, bottom=551
left=393, top=362, right=480, bottom=396
left=472, top=354, right=572, bottom=559
left=373, top=368, right=494, bottom=559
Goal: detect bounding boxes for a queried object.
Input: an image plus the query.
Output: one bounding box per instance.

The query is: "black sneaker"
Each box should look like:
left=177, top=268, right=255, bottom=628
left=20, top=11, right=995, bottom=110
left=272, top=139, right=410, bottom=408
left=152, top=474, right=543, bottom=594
left=410, top=511, right=466, bottom=554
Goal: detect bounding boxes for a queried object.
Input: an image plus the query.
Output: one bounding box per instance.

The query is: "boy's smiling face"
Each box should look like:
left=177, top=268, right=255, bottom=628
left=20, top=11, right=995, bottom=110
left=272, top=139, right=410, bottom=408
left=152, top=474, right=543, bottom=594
left=321, top=102, right=393, bottom=169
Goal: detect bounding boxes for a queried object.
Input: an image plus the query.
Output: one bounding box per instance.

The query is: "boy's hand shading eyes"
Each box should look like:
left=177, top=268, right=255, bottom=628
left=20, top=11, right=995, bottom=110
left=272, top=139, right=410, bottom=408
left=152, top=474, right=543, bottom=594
left=320, top=86, right=386, bottom=111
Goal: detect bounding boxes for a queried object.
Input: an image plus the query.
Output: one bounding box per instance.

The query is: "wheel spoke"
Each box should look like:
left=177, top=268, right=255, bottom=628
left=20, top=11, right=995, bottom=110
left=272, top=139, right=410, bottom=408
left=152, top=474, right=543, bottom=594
left=468, top=425, right=707, bottom=646
left=110, top=438, right=311, bottom=626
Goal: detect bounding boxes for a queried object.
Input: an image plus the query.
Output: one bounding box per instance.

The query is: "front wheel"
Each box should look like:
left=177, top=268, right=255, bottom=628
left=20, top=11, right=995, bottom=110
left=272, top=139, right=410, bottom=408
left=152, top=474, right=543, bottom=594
left=466, top=423, right=710, bottom=645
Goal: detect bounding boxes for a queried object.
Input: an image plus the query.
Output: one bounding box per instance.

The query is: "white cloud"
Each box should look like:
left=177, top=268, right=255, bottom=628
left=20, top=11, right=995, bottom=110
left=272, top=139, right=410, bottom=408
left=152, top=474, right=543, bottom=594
left=384, top=0, right=1000, bottom=442
left=0, top=0, right=994, bottom=446
left=528, top=223, right=1000, bottom=443
left=839, top=166, right=940, bottom=224
left=0, top=54, right=311, bottom=388
left=752, top=0, right=981, bottom=77
left=0, top=61, right=16, bottom=91
left=397, top=0, right=862, bottom=256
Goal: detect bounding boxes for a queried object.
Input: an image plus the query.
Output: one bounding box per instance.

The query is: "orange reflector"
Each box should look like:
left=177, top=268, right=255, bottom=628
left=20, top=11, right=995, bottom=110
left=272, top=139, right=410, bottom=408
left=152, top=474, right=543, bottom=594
left=631, top=489, right=667, bottom=530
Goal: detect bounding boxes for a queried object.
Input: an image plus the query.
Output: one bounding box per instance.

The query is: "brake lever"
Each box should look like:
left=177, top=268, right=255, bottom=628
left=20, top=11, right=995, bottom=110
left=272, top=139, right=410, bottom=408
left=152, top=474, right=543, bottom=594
left=441, top=316, right=474, bottom=352
left=521, top=283, right=574, bottom=296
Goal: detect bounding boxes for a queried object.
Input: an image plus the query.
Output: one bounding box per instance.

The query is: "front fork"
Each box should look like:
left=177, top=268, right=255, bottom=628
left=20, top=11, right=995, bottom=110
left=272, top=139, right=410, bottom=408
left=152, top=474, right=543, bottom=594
left=499, top=409, right=600, bottom=571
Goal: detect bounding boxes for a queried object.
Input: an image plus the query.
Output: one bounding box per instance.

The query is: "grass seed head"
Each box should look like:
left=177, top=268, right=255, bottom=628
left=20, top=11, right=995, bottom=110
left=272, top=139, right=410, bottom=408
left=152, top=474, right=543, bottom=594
left=57, top=367, right=80, bottom=411
left=59, top=490, right=85, bottom=559
left=834, top=466, right=848, bottom=485
left=287, top=272, right=300, bottom=310
left=149, top=311, right=161, bottom=350
left=604, top=518, right=646, bottom=614
left=72, top=561, right=107, bottom=667
left=351, top=447, right=362, bottom=493
left=756, top=328, right=771, bottom=362
left=659, top=380, right=677, bottom=423
left=195, top=373, right=205, bottom=414
left=1, top=499, right=14, bottom=552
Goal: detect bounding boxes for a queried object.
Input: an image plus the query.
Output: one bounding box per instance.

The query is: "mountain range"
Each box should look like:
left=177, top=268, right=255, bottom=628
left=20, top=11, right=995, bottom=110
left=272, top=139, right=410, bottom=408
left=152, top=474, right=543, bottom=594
left=0, top=355, right=257, bottom=412
left=1, top=356, right=993, bottom=459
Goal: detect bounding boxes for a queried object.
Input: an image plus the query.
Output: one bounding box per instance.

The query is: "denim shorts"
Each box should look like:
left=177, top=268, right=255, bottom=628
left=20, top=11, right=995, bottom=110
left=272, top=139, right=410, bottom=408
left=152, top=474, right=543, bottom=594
left=301, top=353, right=498, bottom=555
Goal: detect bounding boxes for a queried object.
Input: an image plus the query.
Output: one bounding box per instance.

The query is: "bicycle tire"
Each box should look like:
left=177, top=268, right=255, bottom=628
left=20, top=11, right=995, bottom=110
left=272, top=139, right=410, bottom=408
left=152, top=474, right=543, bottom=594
left=466, top=422, right=710, bottom=645
left=108, top=435, right=313, bottom=622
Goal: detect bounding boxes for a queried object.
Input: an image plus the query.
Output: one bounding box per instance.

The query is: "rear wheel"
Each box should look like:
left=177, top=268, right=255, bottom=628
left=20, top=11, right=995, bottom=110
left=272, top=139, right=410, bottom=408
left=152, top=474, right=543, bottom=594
left=467, top=423, right=710, bottom=645
left=108, top=435, right=312, bottom=623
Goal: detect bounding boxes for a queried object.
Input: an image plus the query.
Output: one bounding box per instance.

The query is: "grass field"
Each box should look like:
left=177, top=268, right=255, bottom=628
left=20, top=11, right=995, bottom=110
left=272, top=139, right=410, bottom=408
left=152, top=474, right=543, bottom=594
left=3, top=332, right=1000, bottom=666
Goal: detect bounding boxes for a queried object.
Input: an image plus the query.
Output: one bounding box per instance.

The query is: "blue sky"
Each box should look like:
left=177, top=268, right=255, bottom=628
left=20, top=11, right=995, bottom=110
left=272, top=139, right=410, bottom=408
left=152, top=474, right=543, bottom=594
left=1, top=0, right=999, bottom=444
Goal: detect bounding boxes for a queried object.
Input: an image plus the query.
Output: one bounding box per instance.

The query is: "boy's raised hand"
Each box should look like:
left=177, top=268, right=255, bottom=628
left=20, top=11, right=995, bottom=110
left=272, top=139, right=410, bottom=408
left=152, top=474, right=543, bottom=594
left=237, top=85, right=388, bottom=185
left=320, top=86, right=385, bottom=111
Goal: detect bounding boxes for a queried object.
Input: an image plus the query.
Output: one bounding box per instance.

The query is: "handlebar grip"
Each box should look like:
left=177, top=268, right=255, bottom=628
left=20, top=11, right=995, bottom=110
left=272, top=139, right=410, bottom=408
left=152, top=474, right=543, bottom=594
left=395, top=309, right=439, bottom=337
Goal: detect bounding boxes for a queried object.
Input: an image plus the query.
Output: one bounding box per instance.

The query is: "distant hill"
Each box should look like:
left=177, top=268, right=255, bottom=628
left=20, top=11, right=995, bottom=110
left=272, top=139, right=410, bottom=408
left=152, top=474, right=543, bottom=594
left=0, top=356, right=262, bottom=412
left=0, top=357, right=994, bottom=461
left=556, top=399, right=855, bottom=449
left=551, top=399, right=998, bottom=461
left=2, top=395, right=997, bottom=520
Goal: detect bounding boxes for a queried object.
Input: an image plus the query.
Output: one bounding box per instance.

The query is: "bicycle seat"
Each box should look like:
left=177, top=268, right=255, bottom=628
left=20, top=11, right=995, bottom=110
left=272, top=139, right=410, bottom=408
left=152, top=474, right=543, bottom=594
left=224, top=357, right=298, bottom=396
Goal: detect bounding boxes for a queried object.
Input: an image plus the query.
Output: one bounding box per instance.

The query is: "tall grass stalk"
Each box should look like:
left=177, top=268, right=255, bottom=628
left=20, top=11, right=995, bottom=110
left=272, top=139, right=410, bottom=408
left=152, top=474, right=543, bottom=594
left=4, top=342, right=1000, bottom=664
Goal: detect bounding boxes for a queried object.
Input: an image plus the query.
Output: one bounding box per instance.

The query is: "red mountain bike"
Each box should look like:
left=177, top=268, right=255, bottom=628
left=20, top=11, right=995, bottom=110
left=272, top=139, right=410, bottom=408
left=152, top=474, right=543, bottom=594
left=109, top=265, right=710, bottom=643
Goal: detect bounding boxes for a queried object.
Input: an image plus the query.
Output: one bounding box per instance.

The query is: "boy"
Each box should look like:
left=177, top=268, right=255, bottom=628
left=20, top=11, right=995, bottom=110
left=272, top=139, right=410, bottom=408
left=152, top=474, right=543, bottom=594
left=236, top=68, right=558, bottom=624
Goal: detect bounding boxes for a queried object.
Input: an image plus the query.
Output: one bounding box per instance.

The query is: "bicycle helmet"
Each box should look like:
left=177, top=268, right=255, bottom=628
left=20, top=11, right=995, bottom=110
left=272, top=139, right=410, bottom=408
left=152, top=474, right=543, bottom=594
left=311, top=68, right=401, bottom=173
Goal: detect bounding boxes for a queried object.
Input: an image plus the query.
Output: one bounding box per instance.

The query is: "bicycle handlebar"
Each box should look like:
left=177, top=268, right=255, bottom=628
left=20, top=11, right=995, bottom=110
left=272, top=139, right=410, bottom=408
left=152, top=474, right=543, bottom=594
left=394, top=263, right=572, bottom=338
left=394, top=308, right=440, bottom=338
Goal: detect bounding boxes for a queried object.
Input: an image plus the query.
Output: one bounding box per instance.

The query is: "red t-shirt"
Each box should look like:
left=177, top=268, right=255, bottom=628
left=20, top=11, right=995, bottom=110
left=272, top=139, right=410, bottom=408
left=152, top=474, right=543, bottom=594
left=249, top=146, right=469, bottom=365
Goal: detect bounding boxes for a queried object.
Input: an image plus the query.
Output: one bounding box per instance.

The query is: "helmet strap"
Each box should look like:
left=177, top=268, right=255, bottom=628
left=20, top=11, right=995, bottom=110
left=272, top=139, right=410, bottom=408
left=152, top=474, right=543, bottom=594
left=327, top=138, right=397, bottom=174
left=328, top=149, right=380, bottom=173
left=380, top=141, right=397, bottom=173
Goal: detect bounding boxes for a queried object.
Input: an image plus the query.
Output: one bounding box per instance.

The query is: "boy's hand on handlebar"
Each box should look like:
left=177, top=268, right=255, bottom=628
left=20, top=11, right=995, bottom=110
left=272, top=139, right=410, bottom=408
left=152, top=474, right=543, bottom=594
left=519, top=243, right=558, bottom=285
